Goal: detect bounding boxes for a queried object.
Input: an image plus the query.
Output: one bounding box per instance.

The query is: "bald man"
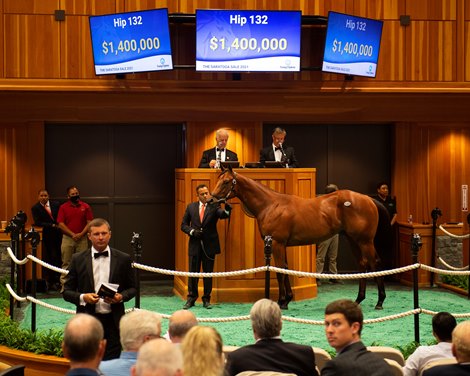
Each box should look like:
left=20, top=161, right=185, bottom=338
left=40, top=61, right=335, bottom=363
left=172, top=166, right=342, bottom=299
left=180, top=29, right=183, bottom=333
left=168, top=310, right=198, bottom=344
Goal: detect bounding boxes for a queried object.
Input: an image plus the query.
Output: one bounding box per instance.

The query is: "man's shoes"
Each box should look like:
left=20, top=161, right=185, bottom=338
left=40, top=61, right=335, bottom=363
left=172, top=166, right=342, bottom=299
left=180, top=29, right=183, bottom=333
left=203, top=301, right=212, bottom=309
left=183, top=300, right=195, bottom=310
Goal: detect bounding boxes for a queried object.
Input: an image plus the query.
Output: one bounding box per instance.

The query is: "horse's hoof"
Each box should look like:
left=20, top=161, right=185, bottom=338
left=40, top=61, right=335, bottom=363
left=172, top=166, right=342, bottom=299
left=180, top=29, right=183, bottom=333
left=375, top=304, right=383, bottom=310
left=279, top=303, right=289, bottom=310
left=285, top=294, right=293, bottom=304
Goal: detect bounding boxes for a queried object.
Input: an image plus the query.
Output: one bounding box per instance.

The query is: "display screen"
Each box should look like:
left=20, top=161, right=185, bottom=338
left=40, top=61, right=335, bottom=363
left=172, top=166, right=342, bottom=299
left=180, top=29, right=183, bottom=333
left=89, top=8, right=173, bottom=75
left=196, top=9, right=301, bottom=72
left=322, top=11, right=383, bottom=78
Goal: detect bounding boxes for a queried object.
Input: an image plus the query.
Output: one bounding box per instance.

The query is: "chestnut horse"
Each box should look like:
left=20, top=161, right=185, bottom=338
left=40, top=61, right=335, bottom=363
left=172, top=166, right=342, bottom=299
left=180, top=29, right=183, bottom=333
left=210, top=168, right=390, bottom=310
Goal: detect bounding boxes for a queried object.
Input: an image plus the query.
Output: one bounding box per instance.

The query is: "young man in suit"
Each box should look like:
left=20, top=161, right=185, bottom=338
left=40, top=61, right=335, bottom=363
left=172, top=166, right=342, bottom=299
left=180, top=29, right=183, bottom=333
left=31, top=189, right=63, bottom=291
left=198, top=128, right=238, bottom=168
left=225, top=298, right=318, bottom=376
left=259, top=127, right=299, bottom=168
left=63, top=218, right=136, bottom=360
left=180, top=184, right=231, bottom=309
left=322, top=299, right=393, bottom=376
left=423, top=320, right=470, bottom=376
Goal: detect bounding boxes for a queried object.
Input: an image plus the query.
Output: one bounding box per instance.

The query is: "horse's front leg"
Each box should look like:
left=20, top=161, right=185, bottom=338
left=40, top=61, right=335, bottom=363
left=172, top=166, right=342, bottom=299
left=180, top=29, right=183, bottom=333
left=374, top=276, right=386, bottom=310
left=355, top=278, right=367, bottom=305
left=272, top=241, right=292, bottom=310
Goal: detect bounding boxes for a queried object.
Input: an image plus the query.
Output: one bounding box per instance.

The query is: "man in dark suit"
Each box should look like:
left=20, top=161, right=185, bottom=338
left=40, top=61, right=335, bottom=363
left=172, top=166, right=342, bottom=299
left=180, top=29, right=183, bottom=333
left=198, top=128, right=238, bottom=168
left=63, top=218, right=136, bottom=360
left=225, top=298, right=318, bottom=376
left=259, top=127, right=298, bottom=168
left=322, top=299, right=393, bottom=376
left=31, top=189, right=63, bottom=291
left=180, top=184, right=231, bottom=309
left=423, top=320, right=470, bottom=376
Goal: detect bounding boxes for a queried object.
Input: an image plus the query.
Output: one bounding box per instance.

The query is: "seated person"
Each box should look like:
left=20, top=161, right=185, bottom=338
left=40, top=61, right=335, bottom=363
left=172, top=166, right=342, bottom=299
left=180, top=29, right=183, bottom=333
left=403, top=312, right=456, bottom=376
left=225, top=298, right=318, bottom=376
left=422, top=320, right=470, bottom=376
left=322, top=299, right=393, bottom=376
left=199, top=128, right=238, bottom=168
left=259, top=127, right=298, bottom=168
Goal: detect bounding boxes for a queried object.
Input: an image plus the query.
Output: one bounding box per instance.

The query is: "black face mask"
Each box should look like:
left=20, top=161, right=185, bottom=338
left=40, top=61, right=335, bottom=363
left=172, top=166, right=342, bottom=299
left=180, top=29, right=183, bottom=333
left=70, top=195, right=80, bottom=204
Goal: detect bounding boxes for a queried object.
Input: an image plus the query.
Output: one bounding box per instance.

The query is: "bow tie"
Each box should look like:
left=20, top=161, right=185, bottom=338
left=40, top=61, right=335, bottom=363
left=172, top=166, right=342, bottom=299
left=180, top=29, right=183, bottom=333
left=94, top=251, right=109, bottom=259
left=216, top=148, right=225, bottom=152
left=275, top=146, right=282, bottom=151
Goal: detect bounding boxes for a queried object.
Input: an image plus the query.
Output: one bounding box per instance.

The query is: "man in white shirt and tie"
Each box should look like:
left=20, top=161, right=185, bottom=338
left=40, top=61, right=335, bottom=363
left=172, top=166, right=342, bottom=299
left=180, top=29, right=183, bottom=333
left=198, top=128, right=238, bottom=168
left=180, top=184, right=231, bottom=309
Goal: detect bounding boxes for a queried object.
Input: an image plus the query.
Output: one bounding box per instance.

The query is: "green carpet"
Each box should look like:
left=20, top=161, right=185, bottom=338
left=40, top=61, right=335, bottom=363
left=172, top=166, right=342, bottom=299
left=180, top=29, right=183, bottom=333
left=20, top=281, right=470, bottom=354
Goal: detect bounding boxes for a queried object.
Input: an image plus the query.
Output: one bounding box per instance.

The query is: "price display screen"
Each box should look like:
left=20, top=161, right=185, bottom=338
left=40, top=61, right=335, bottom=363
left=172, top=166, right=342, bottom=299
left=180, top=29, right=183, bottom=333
left=89, top=8, right=173, bottom=75
left=322, top=11, right=383, bottom=78
left=196, top=9, right=301, bottom=72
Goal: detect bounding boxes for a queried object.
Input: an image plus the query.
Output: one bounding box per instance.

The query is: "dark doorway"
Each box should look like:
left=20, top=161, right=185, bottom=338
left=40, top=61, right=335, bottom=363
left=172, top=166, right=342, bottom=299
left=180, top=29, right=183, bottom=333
left=45, top=123, right=184, bottom=280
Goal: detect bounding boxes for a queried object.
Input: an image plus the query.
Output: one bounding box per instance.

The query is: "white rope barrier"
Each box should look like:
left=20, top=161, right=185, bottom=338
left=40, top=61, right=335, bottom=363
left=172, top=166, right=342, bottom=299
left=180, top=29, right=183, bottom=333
left=420, top=264, right=470, bottom=276
left=6, top=247, right=29, bottom=265
left=5, top=245, right=470, bottom=328
left=438, top=224, right=470, bottom=239
left=437, top=256, right=469, bottom=271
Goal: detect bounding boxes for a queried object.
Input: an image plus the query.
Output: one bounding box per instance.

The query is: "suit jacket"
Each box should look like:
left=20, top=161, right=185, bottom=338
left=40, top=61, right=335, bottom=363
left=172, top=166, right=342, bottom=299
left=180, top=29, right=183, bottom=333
left=225, top=338, right=318, bottom=376
left=423, top=363, right=470, bottom=376
left=181, top=201, right=229, bottom=257
left=198, top=148, right=238, bottom=168
left=321, top=341, right=393, bottom=376
left=259, top=145, right=299, bottom=168
left=63, top=247, right=136, bottom=326
left=31, top=200, right=61, bottom=229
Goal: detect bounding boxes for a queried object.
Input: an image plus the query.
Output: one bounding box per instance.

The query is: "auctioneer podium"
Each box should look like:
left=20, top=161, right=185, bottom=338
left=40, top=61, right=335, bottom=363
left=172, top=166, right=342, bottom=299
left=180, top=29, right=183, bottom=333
left=174, top=168, right=317, bottom=303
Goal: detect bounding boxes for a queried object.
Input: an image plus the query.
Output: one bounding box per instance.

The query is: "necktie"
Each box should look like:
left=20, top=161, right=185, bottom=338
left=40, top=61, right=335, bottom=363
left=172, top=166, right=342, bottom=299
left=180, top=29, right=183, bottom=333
left=200, top=204, right=205, bottom=222
left=44, top=204, right=53, bottom=219
left=94, top=251, right=109, bottom=259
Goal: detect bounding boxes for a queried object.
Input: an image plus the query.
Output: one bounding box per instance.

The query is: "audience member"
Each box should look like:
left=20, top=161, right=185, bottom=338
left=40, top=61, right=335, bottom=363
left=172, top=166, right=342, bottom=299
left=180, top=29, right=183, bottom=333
left=321, top=299, right=393, bottom=376
left=57, top=185, right=93, bottom=291
left=422, top=320, right=470, bottom=376
left=63, top=218, right=136, bottom=360
left=62, top=313, right=106, bottom=376
left=31, top=188, right=63, bottom=291
left=131, top=338, right=183, bottom=376
left=181, top=326, right=225, bottom=376
left=168, top=310, right=198, bottom=344
left=403, top=312, right=457, bottom=376
left=198, top=128, right=238, bottom=168
left=316, top=184, right=341, bottom=285
left=225, top=298, right=318, bottom=376
left=99, top=309, right=162, bottom=376
left=180, top=184, right=231, bottom=309
left=259, top=127, right=298, bottom=168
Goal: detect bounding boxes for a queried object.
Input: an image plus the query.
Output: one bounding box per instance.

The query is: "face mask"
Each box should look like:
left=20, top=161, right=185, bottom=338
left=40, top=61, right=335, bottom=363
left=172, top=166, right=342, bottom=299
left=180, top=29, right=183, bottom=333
left=70, top=195, right=80, bottom=203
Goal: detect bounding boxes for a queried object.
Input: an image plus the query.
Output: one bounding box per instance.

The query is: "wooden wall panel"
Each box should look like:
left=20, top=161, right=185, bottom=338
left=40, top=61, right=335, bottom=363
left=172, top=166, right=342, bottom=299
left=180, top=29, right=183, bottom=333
left=3, top=0, right=59, bottom=14
left=4, top=15, right=61, bottom=78
left=123, top=0, right=177, bottom=13
left=393, top=123, right=470, bottom=224
left=185, top=122, right=262, bottom=168
left=375, top=21, right=406, bottom=81
left=61, top=0, right=120, bottom=15
left=0, top=123, right=44, bottom=226
left=60, top=15, right=96, bottom=78
left=406, top=0, right=457, bottom=21
left=407, top=21, right=456, bottom=81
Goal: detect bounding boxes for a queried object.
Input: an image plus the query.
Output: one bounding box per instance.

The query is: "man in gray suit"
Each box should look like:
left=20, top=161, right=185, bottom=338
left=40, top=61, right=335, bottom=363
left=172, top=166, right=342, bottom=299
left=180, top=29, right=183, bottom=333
left=322, top=299, right=393, bottom=376
left=180, top=184, right=231, bottom=309
left=225, top=298, right=318, bottom=376
left=63, top=218, right=136, bottom=360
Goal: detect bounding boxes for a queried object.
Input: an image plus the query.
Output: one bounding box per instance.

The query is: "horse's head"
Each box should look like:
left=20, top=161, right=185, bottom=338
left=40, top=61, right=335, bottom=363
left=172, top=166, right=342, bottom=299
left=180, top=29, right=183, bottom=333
left=208, top=166, right=237, bottom=204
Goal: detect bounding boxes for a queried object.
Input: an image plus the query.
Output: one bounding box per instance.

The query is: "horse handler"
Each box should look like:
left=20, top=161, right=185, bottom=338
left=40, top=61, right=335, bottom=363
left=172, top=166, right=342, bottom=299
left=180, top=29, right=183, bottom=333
left=180, top=184, right=232, bottom=309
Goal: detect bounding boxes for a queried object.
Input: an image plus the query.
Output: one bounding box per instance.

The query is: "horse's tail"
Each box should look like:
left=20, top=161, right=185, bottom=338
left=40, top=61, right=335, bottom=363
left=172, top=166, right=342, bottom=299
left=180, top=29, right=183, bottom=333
left=372, top=199, right=393, bottom=269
